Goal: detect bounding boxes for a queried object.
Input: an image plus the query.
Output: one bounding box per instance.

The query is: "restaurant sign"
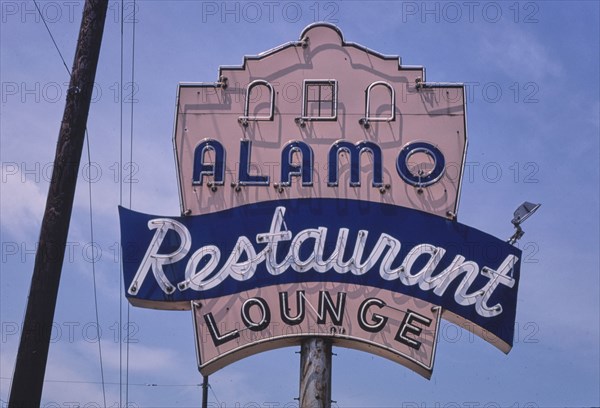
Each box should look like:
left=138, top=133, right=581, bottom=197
left=120, top=23, right=522, bottom=378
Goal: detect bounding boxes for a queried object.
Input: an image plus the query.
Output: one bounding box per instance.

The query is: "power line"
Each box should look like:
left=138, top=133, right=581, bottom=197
left=208, top=383, right=222, bottom=406
left=0, top=377, right=201, bottom=388
left=126, top=2, right=137, bottom=406
left=128, top=0, right=137, bottom=210
left=85, top=131, right=107, bottom=408
left=33, top=0, right=71, bottom=75
left=119, top=0, right=125, bottom=404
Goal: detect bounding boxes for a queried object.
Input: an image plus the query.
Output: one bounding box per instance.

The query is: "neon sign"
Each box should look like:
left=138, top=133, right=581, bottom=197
left=192, top=139, right=446, bottom=189
left=120, top=23, right=521, bottom=379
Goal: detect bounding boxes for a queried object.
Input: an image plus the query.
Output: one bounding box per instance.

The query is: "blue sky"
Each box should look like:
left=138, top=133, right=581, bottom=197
left=1, top=1, right=599, bottom=407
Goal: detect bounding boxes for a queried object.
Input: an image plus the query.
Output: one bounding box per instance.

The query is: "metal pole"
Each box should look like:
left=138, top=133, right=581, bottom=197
left=202, top=376, right=209, bottom=408
left=8, top=1, right=108, bottom=406
left=299, top=338, right=332, bottom=408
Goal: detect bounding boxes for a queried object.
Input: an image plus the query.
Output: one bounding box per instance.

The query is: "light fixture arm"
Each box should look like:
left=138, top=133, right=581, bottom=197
left=507, top=201, right=540, bottom=245
left=508, top=223, right=524, bottom=245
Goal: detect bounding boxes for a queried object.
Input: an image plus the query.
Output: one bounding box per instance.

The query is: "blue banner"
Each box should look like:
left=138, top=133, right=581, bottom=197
left=120, top=198, right=521, bottom=348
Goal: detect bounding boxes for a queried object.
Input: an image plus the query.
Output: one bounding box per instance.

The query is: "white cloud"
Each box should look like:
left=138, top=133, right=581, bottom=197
left=0, top=340, right=115, bottom=406
left=94, top=340, right=181, bottom=374
left=479, top=27, right=563, bottom=81
left=0, top=166, right=47, bottom=240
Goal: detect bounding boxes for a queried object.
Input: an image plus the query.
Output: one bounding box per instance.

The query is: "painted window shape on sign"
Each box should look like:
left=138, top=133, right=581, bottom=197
left=359, top=81, right=395, bottom=128
left=296, top=80, right=337, bottom=126
left=239, top=80, right=275, bottom=127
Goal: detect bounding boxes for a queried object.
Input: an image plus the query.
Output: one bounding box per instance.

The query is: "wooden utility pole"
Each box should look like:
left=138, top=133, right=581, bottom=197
left=8, top=1, right=108, bottom=406
left=299, top=338, right=332, bottom=408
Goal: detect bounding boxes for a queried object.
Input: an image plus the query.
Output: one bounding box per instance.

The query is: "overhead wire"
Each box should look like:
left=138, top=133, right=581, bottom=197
left=208, top=383, right=222, bottom=406
left=119, top=0, right=125, bottom=406
left=32, top=0, right=70, bottom=74
left=128, top=0, right=136, bottom=210
left=126, top=1, right=138, bottom=406
left=85, top=133, right=108, bottom=408
left=1, top=376, right=201, bottom=388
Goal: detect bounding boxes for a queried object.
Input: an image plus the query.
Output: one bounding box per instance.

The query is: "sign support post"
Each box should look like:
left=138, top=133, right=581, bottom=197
left=8, top=1, right=108, bottom=406
left=201, top=375, right=209, bottom=408
left=299, top=338, right=332, bottom=408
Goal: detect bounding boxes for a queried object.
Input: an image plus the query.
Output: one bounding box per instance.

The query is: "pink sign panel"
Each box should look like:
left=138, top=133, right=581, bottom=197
left=193, top=283, right=441, bottom=378
left=174, top=23, right=466, bottom=219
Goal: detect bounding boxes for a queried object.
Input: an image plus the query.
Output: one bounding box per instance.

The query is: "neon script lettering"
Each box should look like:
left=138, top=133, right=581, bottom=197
left=128, top=207, right=517, bottom=319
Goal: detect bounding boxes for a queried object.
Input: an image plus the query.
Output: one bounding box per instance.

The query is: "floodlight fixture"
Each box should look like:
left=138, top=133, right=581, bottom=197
left=508, top=201, right=541, bottom=245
